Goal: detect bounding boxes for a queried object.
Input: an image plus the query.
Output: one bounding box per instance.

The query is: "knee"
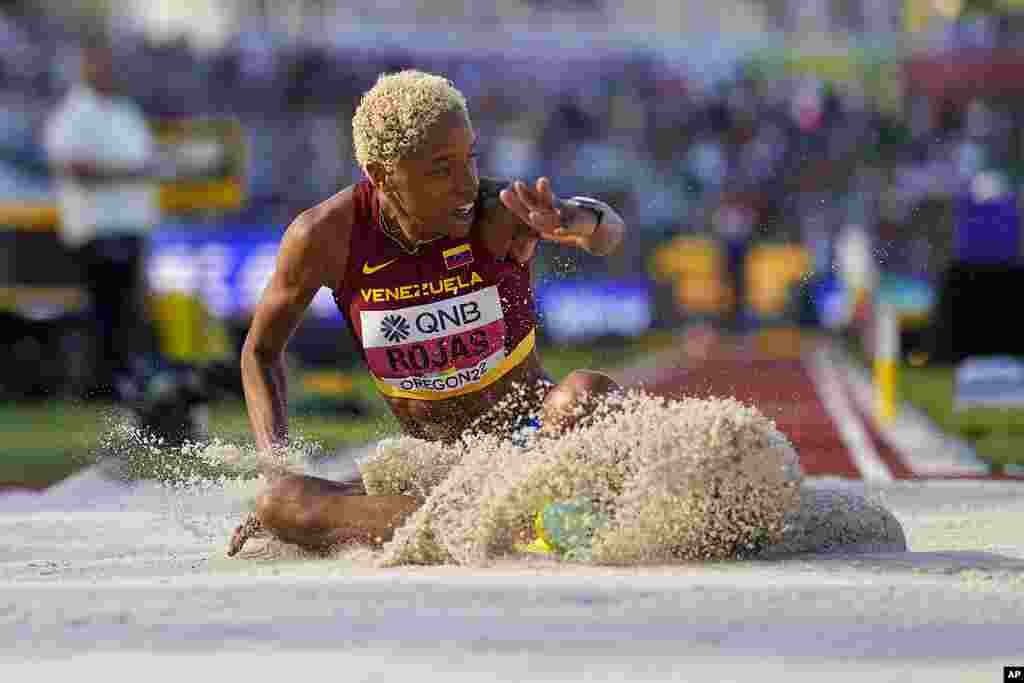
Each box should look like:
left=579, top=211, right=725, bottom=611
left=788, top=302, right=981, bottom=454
left=542, top=370, right=620, bottom=432
left=566, top=370, right=619, bottom=394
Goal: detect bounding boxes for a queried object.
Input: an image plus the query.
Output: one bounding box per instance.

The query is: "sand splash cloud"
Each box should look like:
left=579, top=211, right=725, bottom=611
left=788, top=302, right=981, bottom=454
left=360, top=389, right=803, bottom=566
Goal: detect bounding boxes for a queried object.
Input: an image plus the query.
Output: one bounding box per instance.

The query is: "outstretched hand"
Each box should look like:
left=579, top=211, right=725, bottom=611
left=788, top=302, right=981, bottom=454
left=498, top=177, right=597, bottom=262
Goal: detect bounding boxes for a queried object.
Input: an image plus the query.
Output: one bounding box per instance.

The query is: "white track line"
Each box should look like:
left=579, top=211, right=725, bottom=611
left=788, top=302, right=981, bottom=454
left=805, top=349, right=893, bottom=483
left=833, top=350, right=991, bottom=478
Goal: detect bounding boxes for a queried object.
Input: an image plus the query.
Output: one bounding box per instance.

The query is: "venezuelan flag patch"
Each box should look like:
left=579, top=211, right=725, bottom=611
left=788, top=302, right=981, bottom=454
left=443, top=243, right=474, bottom=270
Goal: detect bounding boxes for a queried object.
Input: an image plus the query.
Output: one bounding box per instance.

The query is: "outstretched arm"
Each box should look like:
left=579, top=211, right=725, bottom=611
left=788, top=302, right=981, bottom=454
left=499, top=177, right=626, bottom=257
left=229, top=196, right=353, bottom=558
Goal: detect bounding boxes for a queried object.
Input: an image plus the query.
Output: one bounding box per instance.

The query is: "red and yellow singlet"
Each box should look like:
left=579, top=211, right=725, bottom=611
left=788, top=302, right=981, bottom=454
left=333, top=179, right=537, bottom=401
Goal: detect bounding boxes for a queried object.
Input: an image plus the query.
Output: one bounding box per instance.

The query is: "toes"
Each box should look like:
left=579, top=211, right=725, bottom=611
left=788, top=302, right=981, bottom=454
left=226, top=513, right=263, bottom=557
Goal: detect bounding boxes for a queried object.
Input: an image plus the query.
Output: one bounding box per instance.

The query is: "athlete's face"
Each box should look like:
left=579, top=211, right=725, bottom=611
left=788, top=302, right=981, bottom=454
left=382, top=109, right=480, bottom=242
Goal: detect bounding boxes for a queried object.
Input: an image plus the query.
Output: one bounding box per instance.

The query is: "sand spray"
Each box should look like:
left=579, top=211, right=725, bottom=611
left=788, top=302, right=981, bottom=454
left=89, top=383, right=803, bottom=567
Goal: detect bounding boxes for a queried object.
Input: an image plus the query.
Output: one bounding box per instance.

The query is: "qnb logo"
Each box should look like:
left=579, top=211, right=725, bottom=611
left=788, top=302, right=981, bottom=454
left=414, top=301, right=481, bottom=335
left=380, top=314, right=411, bottom=343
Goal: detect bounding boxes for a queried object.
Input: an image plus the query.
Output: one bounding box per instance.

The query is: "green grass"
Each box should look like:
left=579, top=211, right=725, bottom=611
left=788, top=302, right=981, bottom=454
left=895, top=364, right=1024, bottom=471
left=845, top=340, right=1024, bottom=471
left=0, top=332, right=680, bottom=486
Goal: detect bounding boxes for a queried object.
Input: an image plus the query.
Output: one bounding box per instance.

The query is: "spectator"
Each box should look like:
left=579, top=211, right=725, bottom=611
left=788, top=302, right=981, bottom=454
left=43, top=35, right=161, bottom=398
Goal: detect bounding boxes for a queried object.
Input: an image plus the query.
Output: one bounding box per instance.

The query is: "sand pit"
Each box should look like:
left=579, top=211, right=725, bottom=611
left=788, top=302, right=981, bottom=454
left=3, top=390, right=1022, bottom=676
left=2, top=459, right=1023, bottom=676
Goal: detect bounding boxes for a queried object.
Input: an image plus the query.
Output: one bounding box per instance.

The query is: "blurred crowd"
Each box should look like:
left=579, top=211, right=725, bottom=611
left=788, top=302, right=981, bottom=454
left=3, top=5, right=1023, bottom=409
left=0, top=9, right=882, bottom=238
left=3, top=8, right=1021, bottom=285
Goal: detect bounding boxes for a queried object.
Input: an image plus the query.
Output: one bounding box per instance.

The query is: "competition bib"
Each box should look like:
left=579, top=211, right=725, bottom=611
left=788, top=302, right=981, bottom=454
left=360, top=286, right=533, bottom=400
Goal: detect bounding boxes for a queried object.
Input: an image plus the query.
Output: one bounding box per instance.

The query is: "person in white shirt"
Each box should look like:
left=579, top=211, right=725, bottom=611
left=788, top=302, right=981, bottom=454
left=44, top=37, right=161, bottom=397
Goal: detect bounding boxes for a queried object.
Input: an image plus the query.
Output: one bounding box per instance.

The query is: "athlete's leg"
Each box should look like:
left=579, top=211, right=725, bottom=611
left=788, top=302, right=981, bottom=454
left=541, top=369, right=621, bottom=433
left=228, top=370, right=621, bottom=557
left=227, top=474, right=418, bottom=556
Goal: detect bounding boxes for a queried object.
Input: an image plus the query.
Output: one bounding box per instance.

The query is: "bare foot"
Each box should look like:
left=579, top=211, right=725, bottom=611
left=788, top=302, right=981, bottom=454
left=226, top=512, right=263, bottom=557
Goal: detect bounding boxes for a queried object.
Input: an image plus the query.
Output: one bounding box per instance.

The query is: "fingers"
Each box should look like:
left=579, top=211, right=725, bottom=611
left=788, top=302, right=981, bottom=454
left=501, top=177, right=583, bottom=254
left=514, top=177, right=558, bottom=213
left=499, top=188, right=534, bottom=229
left=536, top=177, right=558, bottom=209
left=514, top=179, right=541, bottom=210
left=508, top=178, right=562, bottom=233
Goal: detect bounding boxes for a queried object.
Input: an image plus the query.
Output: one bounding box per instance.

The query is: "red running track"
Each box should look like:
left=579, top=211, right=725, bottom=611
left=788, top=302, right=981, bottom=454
left=643, top=352, right=863, bottom=479
left=639, top=335, right=1024, bottom=481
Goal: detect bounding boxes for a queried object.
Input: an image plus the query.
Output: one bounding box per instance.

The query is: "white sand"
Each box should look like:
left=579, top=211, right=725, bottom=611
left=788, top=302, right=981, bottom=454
left=3, top=444, right=1024, bottom=680
left=1, top=390, right=1020, bottom=679
left=360, top=393, right=805, bottom=566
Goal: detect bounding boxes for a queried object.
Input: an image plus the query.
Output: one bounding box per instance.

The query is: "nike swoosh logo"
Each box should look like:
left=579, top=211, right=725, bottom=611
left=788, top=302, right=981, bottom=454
left=363, top=258, right=398, bottom=275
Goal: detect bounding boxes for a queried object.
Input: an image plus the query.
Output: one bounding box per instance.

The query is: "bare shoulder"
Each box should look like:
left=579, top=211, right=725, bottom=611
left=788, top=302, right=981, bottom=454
left=280, top=185, right=357, bottom=289
left=287, top=185, right=355, bottom=249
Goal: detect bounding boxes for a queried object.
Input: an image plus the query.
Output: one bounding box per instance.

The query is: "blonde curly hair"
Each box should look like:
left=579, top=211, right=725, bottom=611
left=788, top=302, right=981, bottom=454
left=352, top=69, right=470, bottom=172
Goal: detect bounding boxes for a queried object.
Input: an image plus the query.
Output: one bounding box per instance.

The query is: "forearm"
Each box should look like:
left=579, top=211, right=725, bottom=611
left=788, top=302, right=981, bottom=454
left=240, top=346, right=289, bottom=453
left=563, top=199, right=626, bottom=257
